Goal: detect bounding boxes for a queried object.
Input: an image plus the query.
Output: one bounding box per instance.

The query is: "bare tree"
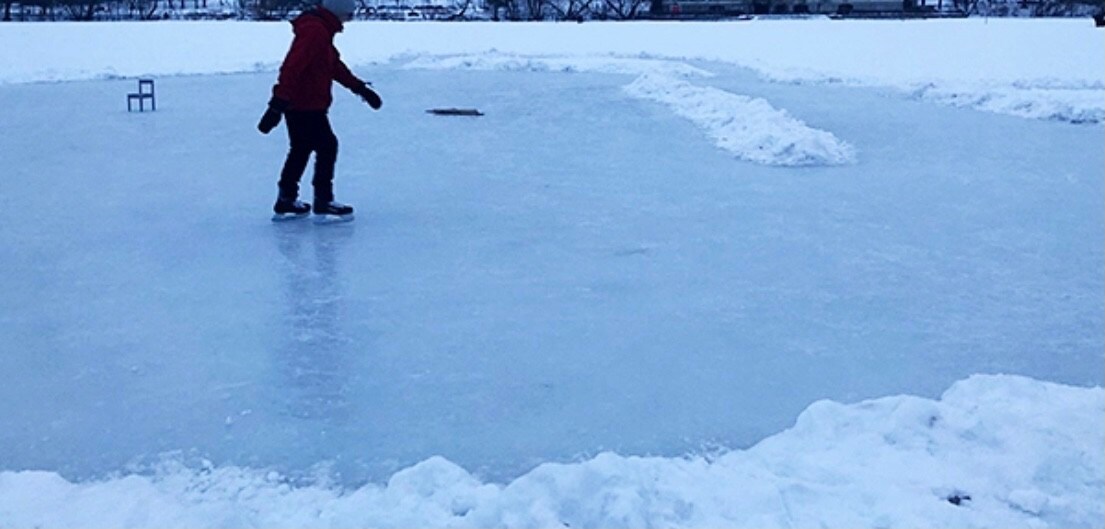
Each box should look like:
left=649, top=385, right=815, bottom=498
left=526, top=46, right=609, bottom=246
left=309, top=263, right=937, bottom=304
left=601, top=0, right=645, bottom=18
left=58, top=0, right=102, bottom=20
left=520, top=0, right=551, bottom=18
left=950, top=0, right=978, bottom=13
left=28, top=0, right=59, bottom=19
left=446, top=0, right=475, bottom=18
left=1034, top=0, right=1102, bottom=15
left=548, top=0, right=594, bottom=19
left=486, top=0, right=521, bottom=18
left=241, top=0, right=303, bottom=19
left=125, top=0, right=158, bottom=19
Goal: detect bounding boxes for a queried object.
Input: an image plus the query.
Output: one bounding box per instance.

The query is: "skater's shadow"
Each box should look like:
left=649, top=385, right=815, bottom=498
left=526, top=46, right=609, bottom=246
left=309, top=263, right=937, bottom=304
left=271, top=221, right=356, bottom=423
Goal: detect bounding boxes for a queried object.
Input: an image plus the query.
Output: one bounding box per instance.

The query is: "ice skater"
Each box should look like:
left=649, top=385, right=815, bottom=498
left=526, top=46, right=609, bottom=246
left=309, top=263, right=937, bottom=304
left=257, top=0, right=382, bottom=222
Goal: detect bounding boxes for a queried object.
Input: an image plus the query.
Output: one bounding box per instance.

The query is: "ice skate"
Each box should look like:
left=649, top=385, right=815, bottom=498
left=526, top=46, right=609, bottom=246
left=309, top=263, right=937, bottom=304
left=313, top=200, right=354, bottom=224
left=272, top=197, right=311, bottom=222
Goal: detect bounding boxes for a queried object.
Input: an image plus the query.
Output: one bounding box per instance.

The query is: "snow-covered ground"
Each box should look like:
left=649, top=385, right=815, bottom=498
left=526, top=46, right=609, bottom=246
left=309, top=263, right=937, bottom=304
left=3, top=18, right=1103, bottom=123
left=0, top=19, right=1102, bottom=528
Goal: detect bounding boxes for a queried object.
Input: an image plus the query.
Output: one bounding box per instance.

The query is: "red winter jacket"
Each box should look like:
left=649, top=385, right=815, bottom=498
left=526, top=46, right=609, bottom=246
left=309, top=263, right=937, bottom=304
left=272, top=8, right=363, bottom=112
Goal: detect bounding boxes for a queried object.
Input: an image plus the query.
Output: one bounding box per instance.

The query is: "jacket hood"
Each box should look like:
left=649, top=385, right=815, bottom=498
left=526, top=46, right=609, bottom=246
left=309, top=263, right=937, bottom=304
left=291, top=8, right=343, bottom=35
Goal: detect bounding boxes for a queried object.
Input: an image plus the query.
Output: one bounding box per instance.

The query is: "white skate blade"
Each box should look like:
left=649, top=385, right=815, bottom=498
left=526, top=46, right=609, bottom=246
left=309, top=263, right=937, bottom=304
left=313, top=213, right=354, bottom=225
left=271, top=212, right=309, bottom=222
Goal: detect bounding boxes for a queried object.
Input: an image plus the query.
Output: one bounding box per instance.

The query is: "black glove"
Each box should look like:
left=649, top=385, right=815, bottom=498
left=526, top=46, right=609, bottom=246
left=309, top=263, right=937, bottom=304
left=257, top=97, right=289, bottom=134
left=353, top=82, right=382, bottom=110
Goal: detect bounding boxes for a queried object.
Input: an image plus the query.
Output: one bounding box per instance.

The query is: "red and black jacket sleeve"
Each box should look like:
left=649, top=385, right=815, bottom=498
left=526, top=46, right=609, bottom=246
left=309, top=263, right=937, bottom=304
left=333, top=53, right=362, bottom=91
left=272, top=23, right=329, bottom=105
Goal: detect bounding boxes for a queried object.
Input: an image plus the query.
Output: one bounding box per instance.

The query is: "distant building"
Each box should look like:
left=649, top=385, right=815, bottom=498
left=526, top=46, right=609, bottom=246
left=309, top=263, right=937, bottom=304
left=662, top=0, right=936, bottom=16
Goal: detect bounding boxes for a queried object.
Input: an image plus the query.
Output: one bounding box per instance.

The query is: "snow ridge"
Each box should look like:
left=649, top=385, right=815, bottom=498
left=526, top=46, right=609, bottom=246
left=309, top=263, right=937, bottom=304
left=757, top=69, right=1105, bottom=125
left=908, top=82, right=1105, bottom=124
left=624, top=73, right=857, bottom=166
left=2, top=375, right=1101, bottom=528
left=403, top=53, right=715, bottom=79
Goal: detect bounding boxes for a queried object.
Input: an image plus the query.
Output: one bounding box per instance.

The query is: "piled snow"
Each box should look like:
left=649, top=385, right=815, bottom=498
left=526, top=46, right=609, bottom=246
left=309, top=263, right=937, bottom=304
left=1, top=375, right=1101, bottom=528
left=906, top=81, right=1105, bottom=124
left=624, top=73, right=856, bottom=166
left=761, top=69, right=1105, bottom=125
left=403, top=53, right=714, bottom=79
left=1, top=19, right=1101, bottom=123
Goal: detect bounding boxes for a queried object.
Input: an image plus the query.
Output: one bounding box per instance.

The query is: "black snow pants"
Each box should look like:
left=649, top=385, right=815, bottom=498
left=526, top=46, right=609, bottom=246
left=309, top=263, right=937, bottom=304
left=278, top=110, right=338, bottom=204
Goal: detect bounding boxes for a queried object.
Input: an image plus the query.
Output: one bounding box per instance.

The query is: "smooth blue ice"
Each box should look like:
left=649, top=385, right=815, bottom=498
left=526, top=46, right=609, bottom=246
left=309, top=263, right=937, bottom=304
left=0, top=65, right=1101, bottom=486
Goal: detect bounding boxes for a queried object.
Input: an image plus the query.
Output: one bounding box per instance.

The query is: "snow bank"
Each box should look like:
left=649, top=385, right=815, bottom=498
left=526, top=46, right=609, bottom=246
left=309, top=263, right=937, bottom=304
left=905, top=81, right=1105, bottom=124
left=624, top=73, right=856, bottom=166
left=761, top=70, right=1105, bottom=124
left=1, top=19, right=1102, bottom=124
left=403, top=53, right=714, bottom=79
left=2, top=375, right=1101, bottom=528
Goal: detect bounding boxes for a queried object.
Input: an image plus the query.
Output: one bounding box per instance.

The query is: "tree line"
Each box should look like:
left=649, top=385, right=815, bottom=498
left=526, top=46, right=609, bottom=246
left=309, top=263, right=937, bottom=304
left=0, top=0, right=659, bottom=20
left=1, top=0, right=1098, bottom=21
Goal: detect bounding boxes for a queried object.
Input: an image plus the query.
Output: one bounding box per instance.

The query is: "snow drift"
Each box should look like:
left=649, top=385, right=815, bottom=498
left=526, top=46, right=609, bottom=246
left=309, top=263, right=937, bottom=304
left=1, top=375, right=1101, bottom=528
left=624, top=73, right=856, bottom=166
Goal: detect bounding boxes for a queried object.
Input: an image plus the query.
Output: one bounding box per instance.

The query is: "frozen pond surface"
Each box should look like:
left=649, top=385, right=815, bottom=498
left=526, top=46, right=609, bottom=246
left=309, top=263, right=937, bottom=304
left=1, top=64, right=1101, bottom=486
